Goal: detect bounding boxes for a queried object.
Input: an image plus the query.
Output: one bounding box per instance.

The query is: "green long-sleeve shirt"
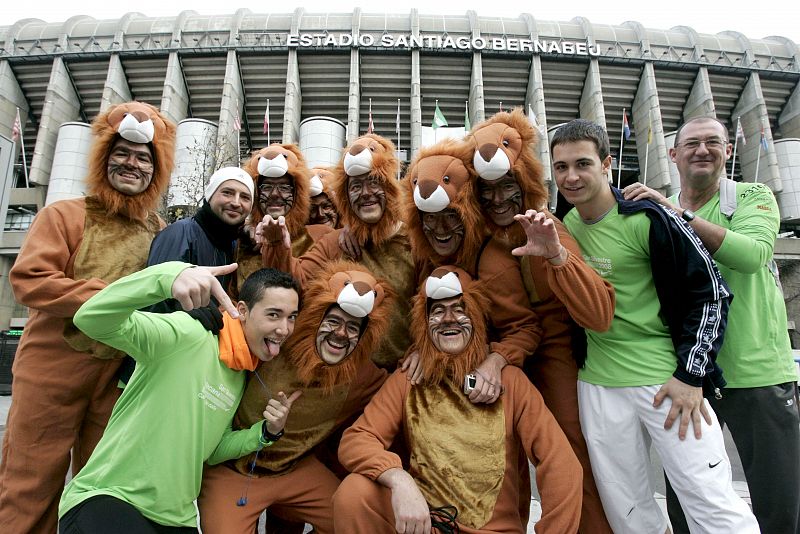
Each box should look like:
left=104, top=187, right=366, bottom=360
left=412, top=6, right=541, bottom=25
left=59, top=261, right=264, bottom=527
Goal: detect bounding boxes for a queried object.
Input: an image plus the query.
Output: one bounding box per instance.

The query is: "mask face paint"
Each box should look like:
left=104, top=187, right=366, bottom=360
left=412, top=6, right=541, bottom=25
left=348, top=175, right=386, bottom=224
left=421, top=208, right=465, bottom=258
left=427, top=296, right=473, bottom=354
left=258, top=176, right=294, bottom=218
left=309, top=193, right=339, bottom=227
left=478, top=175, right=523, bottom=227
left=106, top=138, right=154, bottom=195
left=315, top=305, right=364, bottom=365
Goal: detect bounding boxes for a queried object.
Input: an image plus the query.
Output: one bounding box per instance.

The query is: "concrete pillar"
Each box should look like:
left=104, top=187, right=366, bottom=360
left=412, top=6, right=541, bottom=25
left=683, top=67, right=715, bottom=120
left=467, top=11, right=484, bottom=123
left=409, top=9, right=422, bottom=158
left=346, top=9, right=361, bottom=144
left=0, top=61, right=27, bottom=166
left=522, top=14, right=551, bottom=187
left=283, top=8, right=305, bottom=145
left=778, top=81, right=800, bottom=139
left=161, top=52, right=190, bottom=126
left=29, top=57, right=81, bottom=186
left=579, top=59, right=605, bottom=128
left=632, top=63, right=670, bottom=189
left=100, top=54, right=132, bottom=113
left=731, top=72, right=781, bottom=190
left=774, top=139, right=800, bottom=221
left=217, top=50, right=244, bottom=167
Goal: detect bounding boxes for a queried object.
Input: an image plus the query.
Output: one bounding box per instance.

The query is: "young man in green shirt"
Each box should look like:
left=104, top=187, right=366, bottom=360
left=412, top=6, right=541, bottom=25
left=624, top=116, right=800, bottom=534
left=58, top=262, right=301, bottom=533
left=545, top=119, right=758, bottom=533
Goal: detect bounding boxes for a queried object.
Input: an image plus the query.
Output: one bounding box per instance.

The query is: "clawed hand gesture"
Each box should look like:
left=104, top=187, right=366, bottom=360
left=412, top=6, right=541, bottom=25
left=255, top=215, right=292, bottom=250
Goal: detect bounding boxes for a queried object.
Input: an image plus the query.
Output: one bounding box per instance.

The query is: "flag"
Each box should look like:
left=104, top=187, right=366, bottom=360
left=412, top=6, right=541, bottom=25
left=11, top=108, right=21, bottom=142
left=622, top=110, right=630, bottom=140
left=735, top=117, right=746, bottom=145
left=760, top=127, right=768, bottom=152
left=367, top=98, right=374, bottom=134
left=233, top=105, right=241, bottom=132
left=499, top=101, right=504, bottom=112
left=432, top=101, right=448, bottom=129
left=396, top=99, right=401, bottom=135
left=263, top=99, right=270, bottom=137
left=464, top=101, right=471, bottom=131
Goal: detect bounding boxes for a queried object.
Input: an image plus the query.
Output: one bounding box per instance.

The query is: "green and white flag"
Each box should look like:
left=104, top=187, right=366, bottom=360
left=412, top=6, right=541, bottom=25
left=432, top=101, right=448, bottom=129
left=464, top=101, right=471, bottom=131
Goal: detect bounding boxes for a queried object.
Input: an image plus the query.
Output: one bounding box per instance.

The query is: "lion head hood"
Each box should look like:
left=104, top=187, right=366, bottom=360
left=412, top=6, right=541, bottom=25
left=283, top=261, right=395, bottom=393
left=410, top=266, right=489, bottom=386
left=243, top=143, right=311, bottom=239
left=466, top=109, right=548, bottom=242
left=86, top=101, right=175, bottom=220
left=332, top=134, right=402, bottom=246
left=402, top=138, right=484, bottom=269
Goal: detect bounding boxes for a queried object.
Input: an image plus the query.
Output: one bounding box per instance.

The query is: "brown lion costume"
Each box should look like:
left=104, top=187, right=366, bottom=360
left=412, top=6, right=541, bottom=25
left=87, top=101, right=175, bottom=220
left=332, top=134, right=402, bottom=246
left=402, top=139, right=484, bottom=270
left=243, top=143, right=311, bottom=239
left=410, top=266, right=489, bottom=387
left=467, top=108, right=548, bottom=244
left=283, top=261, right=395, bottom=393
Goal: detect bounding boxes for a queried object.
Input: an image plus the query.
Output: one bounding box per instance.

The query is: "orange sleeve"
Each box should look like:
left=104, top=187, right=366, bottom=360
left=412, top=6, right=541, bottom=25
left=544, top=218, right=616, bottom=332
left=507, top=367, right=582, bottom=534
left=262, top=229, right=343, bottom=289
left=338, top=370, right=408, bottom=480
left=9, top=200, right=107, bottom=318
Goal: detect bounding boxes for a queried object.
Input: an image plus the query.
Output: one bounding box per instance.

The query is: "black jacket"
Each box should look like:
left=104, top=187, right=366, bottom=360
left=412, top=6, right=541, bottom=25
left=614, top=187, right=731, bottom=396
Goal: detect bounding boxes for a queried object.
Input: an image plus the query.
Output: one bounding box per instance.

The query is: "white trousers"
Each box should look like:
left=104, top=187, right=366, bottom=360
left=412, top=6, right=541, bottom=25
left=577, top=382, right=760, bottom=534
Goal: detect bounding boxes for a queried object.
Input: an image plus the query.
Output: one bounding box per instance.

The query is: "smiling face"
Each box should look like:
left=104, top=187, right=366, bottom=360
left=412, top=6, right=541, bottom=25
left=348, top=175, right=386, bottom=224
left=309, top=193, right=340, bottom=227
left=315, top=305, right=364, bottom=365
left=237, top=287, right=299, bottom=362
left=670, top=118, right=731, bottom=187
left=478, top=174, right=523, bottom=227
left=106, top=138, right=154, bottom=195
left=258, top=176, right=294, bottom=218
left=208, top=179, right=253, bottom=226
left=421, top=208, right=465, bottom=258
left=427, top=296, right=473, bottom=354
left=552, top=139, right=614, bottom=220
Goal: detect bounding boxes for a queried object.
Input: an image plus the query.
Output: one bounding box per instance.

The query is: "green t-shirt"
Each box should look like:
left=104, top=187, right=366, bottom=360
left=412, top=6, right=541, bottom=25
left=59, top=262, right=264, bottom=527
left=672, top=182, right=798, bottom=387
left=564, top=205, right=676, bottom=386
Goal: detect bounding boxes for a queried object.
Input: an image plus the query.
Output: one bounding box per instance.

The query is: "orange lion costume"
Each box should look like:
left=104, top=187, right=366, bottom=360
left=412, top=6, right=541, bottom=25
left=0, top=101, right=174, bottom=533
left=307, top=166, right=341, bottom=228
left=468, top=109, right=615, bottom=533
left=333, top=266, right=582, bottom=534
left=261, top=134, right=415, bottom=370
left=198, top=262, right=394, bottom=534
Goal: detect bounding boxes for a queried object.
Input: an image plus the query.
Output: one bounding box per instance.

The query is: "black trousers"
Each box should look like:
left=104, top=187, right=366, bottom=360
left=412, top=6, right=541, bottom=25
left=59, top=495, right=198, bottom=534
left=666, top=382, right=800, bottom=534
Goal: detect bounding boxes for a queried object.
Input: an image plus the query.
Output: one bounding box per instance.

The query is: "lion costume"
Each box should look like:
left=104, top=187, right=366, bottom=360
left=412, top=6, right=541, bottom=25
left=0, top=101, right=174, bottom=533
left=468, top=110, right=616, bottom=533
left=333, top=266, right=583, bottom=534
left=198, top=262, right=394, bottom=534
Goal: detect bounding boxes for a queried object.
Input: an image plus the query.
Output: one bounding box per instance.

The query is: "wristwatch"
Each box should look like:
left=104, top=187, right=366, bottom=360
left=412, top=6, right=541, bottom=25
left=681, top=209, right=696, bottom=222
left=260, top=423, right=284, bottom=445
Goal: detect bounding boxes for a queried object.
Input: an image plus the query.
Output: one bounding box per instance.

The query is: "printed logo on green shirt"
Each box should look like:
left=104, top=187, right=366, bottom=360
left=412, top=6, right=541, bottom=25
left=198, top=381, right=236, bottom=412
left=584, top=255, right=612, bottom=277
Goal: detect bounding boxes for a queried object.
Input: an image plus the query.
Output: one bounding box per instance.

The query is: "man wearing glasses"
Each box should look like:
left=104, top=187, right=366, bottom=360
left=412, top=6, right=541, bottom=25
left=624, top=116, right=800, bottom=533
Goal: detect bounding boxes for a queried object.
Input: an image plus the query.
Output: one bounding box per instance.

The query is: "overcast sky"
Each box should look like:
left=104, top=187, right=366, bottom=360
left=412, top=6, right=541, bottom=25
left=1, top=1, right=798, bottom=43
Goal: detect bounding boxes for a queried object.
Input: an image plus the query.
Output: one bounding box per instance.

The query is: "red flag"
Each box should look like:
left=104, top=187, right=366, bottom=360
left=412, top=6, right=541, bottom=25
left=11, top=108, right=21, bottom=142
left=233, top=109, right=241, bottom=132
left=263, top=99, right=270, bottom=139
left=367, top=98, right=374, bottom=134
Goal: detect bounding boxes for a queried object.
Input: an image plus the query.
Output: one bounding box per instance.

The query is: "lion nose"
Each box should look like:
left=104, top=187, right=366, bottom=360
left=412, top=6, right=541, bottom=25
left=351, top=280, right=372, bottom=296
left=349, top=144, right=366, bottom=156
left=478, top=144, right=498, bottom=162
left=417, top=180, right=439, bottom=199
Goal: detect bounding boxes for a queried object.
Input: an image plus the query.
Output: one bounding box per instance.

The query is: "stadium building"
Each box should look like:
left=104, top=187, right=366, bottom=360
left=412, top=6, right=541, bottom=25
left=1, top=9, right=800, bottom=339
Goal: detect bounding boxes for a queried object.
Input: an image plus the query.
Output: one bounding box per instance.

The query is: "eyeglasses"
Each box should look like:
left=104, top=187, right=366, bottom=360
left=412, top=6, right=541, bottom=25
left=676, top=138, right=727, bottom=150
left=258, top=183, right=293, bottom=195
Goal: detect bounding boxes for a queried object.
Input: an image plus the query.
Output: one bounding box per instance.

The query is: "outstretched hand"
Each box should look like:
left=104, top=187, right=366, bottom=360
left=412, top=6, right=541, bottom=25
left=511, top=210, right=564, bottom=263
left=171, top=263, right=239, bottom=318
left=255, top=215, right=291, bottom=250
left=263, top=390, right=302, bottom=436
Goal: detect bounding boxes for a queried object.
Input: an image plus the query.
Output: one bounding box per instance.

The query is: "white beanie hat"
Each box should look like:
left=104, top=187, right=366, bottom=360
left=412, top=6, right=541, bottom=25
left=204, top=167, right=255, bottom=202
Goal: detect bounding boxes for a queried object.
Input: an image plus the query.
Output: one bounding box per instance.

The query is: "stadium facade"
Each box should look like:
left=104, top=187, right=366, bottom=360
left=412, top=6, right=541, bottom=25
left=1, top=9, right=800, bottom=333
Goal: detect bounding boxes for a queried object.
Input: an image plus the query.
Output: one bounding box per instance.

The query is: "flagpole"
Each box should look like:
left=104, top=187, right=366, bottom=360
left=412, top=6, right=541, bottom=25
left=434, top=99, right=438, bottom=144
left=731, top=116, right=740, bottom=178
left=643, top=144, right=649, bottom=187
left=266, top=99, right=270, bottom=144
left=754, top=134, right=763, bottom=184
left=397, top=99, right=401, bottom=180
left=19, top=133, right=29, bottom=188
left=617, top=108, right=625, bottom=189
left=643, top=110, right=652, bottom=187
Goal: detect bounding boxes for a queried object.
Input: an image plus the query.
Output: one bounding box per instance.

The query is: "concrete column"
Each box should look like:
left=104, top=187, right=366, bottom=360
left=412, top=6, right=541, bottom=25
left=778, top=81, right=800, bottom=139
left=470, top=53, right=485, bottom=123
left=522, top=14, right=552, bottom=191
left=283, top=8, right=305, bottom=144
left=409, top=9, right=422, bottom=158
left=683, top=67, right=715, bottom=120
left=346, top=9, right=361, bottom=144
left=0, top=60, right=27, bottom=165
left=632, top=62, right=669, bottom=189
left=579, top=59, right=605, bottom=128
left=161, top=52, right=190, bottom=125
left=731, top=72, right=781, bottom=190
left=217, top=50, right=244, bottom=167
left=100, top=54, right=132, bottom=113
left=29, top=57, right=81, bottom=186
